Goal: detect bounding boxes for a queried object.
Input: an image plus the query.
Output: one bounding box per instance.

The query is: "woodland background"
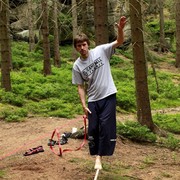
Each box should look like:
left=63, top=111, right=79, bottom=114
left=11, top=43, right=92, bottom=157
left=0, top=0, right=180, bottom=153
left=0, top=0, right=180, bottom=179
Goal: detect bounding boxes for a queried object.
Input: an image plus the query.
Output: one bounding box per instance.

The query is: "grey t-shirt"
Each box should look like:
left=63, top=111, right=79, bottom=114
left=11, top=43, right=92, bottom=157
left=72, top=42, right=117, bottom=102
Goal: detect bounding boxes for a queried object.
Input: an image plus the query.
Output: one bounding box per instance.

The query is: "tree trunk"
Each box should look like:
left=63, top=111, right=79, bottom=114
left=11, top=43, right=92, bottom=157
left=53, top=0, right=60, bottom=67
left=175, top=0, right=180, bottom=68
left=94, top=0, right=108, bottom=45
left=129, top=0, right=159, bottom=133
left=41, top=0, right=51, bottom=76
left=0, top=0, right=12, bottom=91
left=81, top=0, right=88, bottom=34
left=27, top=0, right=35, bottom=51
left=159, top=0, right=167, bottom=53
left=72, top=0, right=78, bottom=59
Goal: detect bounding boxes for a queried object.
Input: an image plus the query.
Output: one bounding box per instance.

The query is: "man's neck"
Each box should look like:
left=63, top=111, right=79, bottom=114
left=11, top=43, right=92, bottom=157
left=81, top=51, right=89, bottom=60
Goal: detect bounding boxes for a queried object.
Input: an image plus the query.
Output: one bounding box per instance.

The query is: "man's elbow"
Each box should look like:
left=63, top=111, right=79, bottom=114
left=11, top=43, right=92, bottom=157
left=113, top=40, right=124, bottom=49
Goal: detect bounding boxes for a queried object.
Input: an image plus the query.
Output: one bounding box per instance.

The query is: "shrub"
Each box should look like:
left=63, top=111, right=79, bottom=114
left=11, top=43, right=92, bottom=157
left=158, top=134, right=180, bottom=150
left=26, top=98, right=82, bottom=118
left=1, top=107, right=28, bottom=122
left=116, top=82, right=136, bottom=112
left=0, top=91, right=24, bottom=107
left=117, top=121, right=157, bottom=142
left=110, top=55, right=124, bottom=66
left=153, top=114, right=180, bottom=134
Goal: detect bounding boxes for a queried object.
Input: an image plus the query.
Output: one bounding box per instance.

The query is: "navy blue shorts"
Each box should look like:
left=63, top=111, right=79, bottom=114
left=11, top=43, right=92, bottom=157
left=88, top=94, right=116, bottom=156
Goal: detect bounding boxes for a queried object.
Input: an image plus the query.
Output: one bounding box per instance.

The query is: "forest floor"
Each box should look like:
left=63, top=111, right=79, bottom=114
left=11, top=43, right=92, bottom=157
left=0, top=110, right=180, bottom=180
left=0, top=58, right=180, bottom=180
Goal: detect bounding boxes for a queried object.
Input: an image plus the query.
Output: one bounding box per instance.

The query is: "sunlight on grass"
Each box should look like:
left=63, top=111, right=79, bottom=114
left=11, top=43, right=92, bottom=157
left=0, top=170, right=6, bottom=178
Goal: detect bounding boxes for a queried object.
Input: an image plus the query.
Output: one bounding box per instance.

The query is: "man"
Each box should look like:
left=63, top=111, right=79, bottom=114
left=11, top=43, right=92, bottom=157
left=72, top=16, right=126, bottom=169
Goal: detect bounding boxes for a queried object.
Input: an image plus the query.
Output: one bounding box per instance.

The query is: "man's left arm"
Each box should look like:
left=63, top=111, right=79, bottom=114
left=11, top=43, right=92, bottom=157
left=112, top=16, right=126, bottom=49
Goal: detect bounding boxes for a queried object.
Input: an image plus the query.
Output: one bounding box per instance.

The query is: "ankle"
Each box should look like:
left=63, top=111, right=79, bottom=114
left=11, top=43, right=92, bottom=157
left=96, top=155, right=101, bottom=160
left=94, top=156, right=102, bottom=170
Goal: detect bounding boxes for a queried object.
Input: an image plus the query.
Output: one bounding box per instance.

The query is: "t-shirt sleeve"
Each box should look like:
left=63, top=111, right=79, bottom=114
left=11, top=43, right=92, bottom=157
left=72, top=68, right=84, bottom=85
left=101, top=43, right=115, bottom=60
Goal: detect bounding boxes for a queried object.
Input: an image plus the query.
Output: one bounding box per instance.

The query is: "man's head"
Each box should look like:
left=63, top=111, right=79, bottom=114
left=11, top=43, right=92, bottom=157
left=73, top=33, right=90, bottom=48
left=73, top=33, right=90, bottom=59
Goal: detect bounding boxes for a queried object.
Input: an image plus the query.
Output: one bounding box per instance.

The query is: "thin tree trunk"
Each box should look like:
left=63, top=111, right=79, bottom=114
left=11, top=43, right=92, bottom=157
left=175, top=0, right=180, bottom=68
left=94, top=0, right=108, bottom=45
left=27, top=0, right=35, bottom=51
left=72, top=0, right=78, bottom=59
left=41, top=0, right=51, bottom=76
left=81, top=0, right=88, bottom=34
left=0, top=0, right=12, bottom=91
left=129, top=0, right=163, bottom=135
left=53, top=0, right=60, bottom=67
left=159, top=0, right=167, bottom=52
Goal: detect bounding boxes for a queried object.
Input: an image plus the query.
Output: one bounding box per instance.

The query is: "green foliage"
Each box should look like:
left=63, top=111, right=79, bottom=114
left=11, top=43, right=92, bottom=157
left=26, top=98, right=81, bottom=118
left=146, top=19, right=175, bottom=36
left=12, top=42, right=42, bottom=70
left=0, top=41, right=179, bottom=126
left=116, top=48, right=133, bottom=60
left=153, top=114, right=180, bottom=134
left=110, top=55, right=124, bottom=66
left=0, top=170, right=6, bottom=178
left=117, top=119, right=180, bottom=150
left=0, top=89, right=25, bottom=107
left=116, top=82, right=136, bottom=112
left=158, top=134, right=180, bottom=150
left=148, top=70, right=180, bottom=109
left=111, top=67, right=136, bottom=112
left=0, top=107, right=28, bottom=122
left=145, top=19, right=175, bottom=51
left=117, top=121, right=157, bottom=142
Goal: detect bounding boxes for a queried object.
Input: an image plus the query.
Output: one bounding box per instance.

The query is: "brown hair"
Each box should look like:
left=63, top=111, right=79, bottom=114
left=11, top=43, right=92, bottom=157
left=73, top=33, right=90, bottom=48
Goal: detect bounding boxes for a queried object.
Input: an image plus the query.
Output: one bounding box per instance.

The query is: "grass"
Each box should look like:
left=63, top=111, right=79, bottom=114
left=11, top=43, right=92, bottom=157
left=0, top=41, right=180, bottom=121
left=116, top=117, right=180, bottom=150
left=0, top=170, right=6, bottom=178
left=117, top=121, right=157, bottom=143
left=0, top=41, right=180, bottom=150
left=153, top=114, right=180, bottom=134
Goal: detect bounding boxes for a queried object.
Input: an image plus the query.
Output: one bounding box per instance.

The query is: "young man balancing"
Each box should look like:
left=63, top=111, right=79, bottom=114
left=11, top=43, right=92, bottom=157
left=72, top=16, right=126, bottom=169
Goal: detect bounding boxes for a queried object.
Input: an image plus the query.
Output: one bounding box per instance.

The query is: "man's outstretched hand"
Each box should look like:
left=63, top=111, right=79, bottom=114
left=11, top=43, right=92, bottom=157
left=115, top=16, right=127, bottom=30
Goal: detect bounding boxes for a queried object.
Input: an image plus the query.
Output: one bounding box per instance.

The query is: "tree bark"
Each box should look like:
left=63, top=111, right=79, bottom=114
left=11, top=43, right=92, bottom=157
left=159, top=0, right=167, bottom=52
left=27, top=0, right=35, bottom=51
left=41, top=0, right=51, bottom=76
left=53, top=0, right=60, bottom=67
left=81, top=0, right=88, bottom=34
left=129, top=0, right=159, bottom=133
left=72, top=0, right=78, bottom=59
left=175, top=0, right=180, bottom=68
left=0, top=0, right=12, bottom=91
left=94, top=0, right=108, bottom=45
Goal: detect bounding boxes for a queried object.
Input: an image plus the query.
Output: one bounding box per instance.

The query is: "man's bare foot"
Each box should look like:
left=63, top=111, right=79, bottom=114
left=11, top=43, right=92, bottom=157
left=94, top=156, right=102, bottom=169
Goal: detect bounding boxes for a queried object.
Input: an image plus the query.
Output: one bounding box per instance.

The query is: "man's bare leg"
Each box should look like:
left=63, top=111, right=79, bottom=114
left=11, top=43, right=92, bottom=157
left=94, top=155, right=102, bottom=169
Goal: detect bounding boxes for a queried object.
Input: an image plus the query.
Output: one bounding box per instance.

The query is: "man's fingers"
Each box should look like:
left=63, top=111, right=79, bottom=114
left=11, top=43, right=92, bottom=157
left=115, top=22, right=119, bottom=27
left=115, top=16, right=126, bottom=29
left=120, top=16, right=126, bottom=21
left=84, top=107, right=92, bottom=114
left=87, top=108, right=92, bottom=114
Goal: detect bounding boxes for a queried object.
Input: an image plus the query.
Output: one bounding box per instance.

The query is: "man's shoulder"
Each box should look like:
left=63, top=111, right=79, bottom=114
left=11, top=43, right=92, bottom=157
left=73, top=57, right=80, bottom=67
left=91, top=43, right=113, bottom=55
left=94, top=43, right=113, bottom=50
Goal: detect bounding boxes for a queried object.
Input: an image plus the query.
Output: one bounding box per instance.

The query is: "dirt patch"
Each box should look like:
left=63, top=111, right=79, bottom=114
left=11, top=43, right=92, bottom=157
left=0, top=116, right=180, bottom=180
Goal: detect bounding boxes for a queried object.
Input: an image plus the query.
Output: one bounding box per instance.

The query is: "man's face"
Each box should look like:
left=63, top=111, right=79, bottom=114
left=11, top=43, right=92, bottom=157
left=75, top=41, right=89, bottom=58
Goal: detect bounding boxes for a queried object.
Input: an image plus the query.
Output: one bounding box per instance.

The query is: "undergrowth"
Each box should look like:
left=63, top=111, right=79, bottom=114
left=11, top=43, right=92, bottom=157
left=0, top=41, right=179, bottom=150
